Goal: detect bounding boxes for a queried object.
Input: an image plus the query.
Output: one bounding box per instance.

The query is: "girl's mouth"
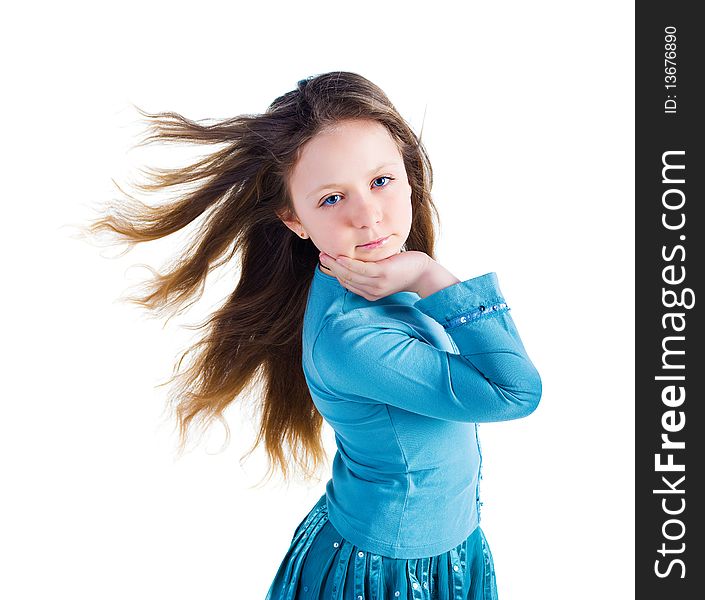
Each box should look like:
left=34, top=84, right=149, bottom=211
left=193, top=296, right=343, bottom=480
left=357, top=235, right=391, bottom=249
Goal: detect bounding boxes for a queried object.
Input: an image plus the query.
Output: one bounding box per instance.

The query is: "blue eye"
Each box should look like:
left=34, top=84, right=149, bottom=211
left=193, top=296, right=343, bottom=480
left=322, top=194, right=343, bottom=207
left=320, top=176, right=394, bottom=208
left=372, top=175, right=393, bottom=188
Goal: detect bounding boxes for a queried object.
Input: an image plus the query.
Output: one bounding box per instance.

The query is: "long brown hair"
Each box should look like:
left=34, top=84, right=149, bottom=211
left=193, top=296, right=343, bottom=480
left=80, top=71, right=440, bottom=486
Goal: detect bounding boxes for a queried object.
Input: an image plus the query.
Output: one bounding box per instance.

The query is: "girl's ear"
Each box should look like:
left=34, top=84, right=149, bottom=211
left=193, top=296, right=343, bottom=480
left=276, top=208, right=301, bottom=234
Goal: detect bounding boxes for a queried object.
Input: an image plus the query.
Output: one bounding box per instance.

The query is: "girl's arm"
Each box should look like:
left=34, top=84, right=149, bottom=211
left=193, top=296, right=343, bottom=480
left=312, top=272, right=542, bottom=422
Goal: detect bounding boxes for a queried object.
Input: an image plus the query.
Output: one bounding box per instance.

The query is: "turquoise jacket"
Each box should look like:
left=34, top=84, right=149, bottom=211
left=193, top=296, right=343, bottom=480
left=302, top=263, right=542, bottom=559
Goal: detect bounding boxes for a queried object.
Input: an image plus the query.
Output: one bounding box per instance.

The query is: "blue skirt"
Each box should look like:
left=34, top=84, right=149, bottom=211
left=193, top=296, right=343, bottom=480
left=265, top=493, right=499, bottom=600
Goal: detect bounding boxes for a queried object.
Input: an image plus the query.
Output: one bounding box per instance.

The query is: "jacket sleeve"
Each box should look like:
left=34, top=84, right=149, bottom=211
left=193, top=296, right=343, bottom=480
left=311, top=272, right=542, bottom=422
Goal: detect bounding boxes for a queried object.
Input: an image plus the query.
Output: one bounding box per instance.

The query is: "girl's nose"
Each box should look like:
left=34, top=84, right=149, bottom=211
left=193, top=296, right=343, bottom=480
left=349, top=193, right=383, bottom=228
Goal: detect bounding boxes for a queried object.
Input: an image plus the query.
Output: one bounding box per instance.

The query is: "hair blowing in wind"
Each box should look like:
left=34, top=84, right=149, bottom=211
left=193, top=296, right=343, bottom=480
left=78, top=71, right=439, bottom=486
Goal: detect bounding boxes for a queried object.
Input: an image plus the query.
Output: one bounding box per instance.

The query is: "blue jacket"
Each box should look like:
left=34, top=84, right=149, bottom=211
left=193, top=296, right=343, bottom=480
left=302, top=263, right=542, bottom=558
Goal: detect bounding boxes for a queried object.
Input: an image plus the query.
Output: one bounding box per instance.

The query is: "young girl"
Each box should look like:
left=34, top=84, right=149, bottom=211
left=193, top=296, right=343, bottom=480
left=86, top=71, right=541, bottom=599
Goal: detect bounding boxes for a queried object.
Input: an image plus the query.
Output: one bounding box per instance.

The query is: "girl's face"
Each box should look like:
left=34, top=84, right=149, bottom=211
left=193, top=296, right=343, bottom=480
left=283, top=119, right=413, bottom=266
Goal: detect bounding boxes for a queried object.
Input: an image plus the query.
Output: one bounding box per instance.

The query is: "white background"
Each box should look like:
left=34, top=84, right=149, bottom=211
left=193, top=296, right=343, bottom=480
left=1, top=1, right=634, bottom=598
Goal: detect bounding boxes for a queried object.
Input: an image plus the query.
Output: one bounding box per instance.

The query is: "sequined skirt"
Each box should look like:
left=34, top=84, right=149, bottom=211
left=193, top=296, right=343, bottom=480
left=265, top=493, right=498, bottom=600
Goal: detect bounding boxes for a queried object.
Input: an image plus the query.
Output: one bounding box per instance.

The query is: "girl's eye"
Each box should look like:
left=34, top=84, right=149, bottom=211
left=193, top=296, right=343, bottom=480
left=372, top=175, right=394, bottom=188
left=322, top=194, right=343, bottom=207
left=320, top=176, right=395, bottom=208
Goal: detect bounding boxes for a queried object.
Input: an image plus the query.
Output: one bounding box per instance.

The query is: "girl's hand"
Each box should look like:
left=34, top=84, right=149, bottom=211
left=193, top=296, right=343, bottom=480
left=318, top=250, right=432, bottom=301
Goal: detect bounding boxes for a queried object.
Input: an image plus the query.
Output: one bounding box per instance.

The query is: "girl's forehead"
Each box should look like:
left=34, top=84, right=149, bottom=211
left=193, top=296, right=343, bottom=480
left=292, top=126, right=403, bottom=190
left=300, top=120, right=400, bottom=165
left=315, top=118, right=395, bottom=145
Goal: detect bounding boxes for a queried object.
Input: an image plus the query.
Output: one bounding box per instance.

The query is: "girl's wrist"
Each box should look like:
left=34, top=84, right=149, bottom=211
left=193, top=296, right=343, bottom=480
left=414, top=259, right=461, bottom=298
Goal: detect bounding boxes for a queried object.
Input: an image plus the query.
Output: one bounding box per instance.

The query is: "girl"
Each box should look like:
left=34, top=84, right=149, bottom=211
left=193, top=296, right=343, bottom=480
left=85, top=71, right=541, bottom=599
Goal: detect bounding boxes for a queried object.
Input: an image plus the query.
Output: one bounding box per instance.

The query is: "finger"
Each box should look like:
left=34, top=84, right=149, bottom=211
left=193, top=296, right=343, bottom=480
left=336, top=264, right=367, bottom=287
left=319, top=254, right=338, bottom=272
left=319, top=255, right=348, bottom=280
left=334, top=256, right=379, bottom=283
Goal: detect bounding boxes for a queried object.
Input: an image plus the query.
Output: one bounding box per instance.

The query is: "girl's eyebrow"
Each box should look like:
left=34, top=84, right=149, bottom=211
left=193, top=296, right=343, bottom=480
left=307, top=162, right=401, bottom=199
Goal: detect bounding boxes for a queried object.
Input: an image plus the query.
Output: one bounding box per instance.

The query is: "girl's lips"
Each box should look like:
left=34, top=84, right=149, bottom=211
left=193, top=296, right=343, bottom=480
left=357, top=235, right=391, bottom=249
